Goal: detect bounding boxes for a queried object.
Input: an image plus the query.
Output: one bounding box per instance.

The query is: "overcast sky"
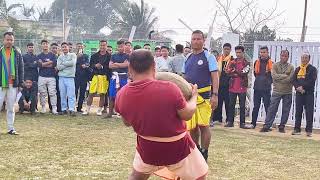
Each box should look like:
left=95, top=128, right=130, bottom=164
left=9, top=0, right=320, bottom=43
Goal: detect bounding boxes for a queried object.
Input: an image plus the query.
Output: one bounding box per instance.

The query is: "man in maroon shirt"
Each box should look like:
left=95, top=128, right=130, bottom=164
left=115, top=50, right=208, bottom=180
left=225, top=45, right=250, bottom=128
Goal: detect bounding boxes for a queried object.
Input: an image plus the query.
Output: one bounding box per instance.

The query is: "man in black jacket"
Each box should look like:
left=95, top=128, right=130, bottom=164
left=75, top=42, right=90, bottom=112
left=19, top=78, right=37, bottom=115
left=82, top=40, right=111, bottom=116
left=212, top=43, right=232, bottom=124
left=0, top=32, right=24, bottom=135
left=292, top=52, right=317, bottom=137
left=251, top=46, right=273, bottom=128
left=23, top=43, right=38, bottom=82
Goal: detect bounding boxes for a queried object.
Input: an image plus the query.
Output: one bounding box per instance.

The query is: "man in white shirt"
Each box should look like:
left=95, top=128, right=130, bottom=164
left=155, top=46, right=171, bottom=72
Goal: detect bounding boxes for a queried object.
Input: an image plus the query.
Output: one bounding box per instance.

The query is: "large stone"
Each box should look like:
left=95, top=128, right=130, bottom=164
left=156, top=72, right=192, bottom=100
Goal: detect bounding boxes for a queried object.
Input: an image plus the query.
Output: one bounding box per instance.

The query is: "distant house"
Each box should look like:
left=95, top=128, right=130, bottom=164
left=0, top=12, right=71, bottom=41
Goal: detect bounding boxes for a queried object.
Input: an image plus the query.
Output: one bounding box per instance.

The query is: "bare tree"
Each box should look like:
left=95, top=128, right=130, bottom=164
left=216, top=0, right=284, bottom=33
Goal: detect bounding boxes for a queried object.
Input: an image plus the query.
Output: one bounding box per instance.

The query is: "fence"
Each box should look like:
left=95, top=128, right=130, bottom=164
left=251, top=41, right=320, bottom=128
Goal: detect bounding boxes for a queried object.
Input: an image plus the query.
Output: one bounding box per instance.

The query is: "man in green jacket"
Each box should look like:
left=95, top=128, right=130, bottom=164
left=260, top=50, right=294, bottom=133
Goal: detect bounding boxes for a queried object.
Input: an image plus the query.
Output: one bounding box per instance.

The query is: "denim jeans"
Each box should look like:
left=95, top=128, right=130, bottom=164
left=59, top=77, right=76, bottom=111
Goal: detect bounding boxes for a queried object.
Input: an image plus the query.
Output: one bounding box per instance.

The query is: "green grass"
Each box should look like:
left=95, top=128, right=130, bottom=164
left=0, top=114, right=319, bottom=179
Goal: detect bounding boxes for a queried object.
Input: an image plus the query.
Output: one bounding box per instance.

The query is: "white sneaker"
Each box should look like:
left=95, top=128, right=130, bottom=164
left=41, top=106, right=46, bottom=114
left=82, top=110, right=89, bottom=115
left=97, top=108, right=102, bottom=116
left=52, top=106, right=58, bottom=115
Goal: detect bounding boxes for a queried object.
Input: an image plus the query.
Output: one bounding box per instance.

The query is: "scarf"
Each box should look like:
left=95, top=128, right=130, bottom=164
left=1, top=48, right=15, bottom=87
left=255, top=58, right=272, bottom=74
left=218, top=54, right=231, bottom=75
left=297, top=64, right=309, bottom=79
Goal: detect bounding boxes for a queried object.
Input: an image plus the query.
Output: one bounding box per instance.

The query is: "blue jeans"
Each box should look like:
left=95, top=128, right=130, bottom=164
left=59, top=77, right=76, bottom=111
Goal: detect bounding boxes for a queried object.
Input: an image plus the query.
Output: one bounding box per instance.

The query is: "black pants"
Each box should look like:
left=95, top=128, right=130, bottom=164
left=212, top=86, right=229, bottom=122
left=294, top=94, right=314, bottom=133
left=19, top=96, right=37, bottom=113
left=48, top=77, right=61, bottom=112
left=75, top=76, right=87, bottom=111
left=227, top=92, right=246, bottom=125
left=251, top=89, right=271, bottom=126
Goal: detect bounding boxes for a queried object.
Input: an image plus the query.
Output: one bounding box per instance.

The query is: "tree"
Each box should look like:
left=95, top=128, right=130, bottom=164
left=242, top=25, right=276, bottom=58
left=216, top=0, right=284, bottom=33
left=108, top=0, right=159, bottom=39
left=41, top=0, right=127, bottom=33
left=0, top=0, right=22, bottom=21
left=21, top=4, right=35, bottom=18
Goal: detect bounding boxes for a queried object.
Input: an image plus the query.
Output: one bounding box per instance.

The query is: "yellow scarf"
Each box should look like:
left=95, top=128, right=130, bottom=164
left=297, top=64, right=309, bottom=79
left=218, top=55, right=231, bottom=75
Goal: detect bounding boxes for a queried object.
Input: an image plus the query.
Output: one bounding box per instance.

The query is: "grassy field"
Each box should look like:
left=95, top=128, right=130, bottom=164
left=0, top=113, right=320, bottom=179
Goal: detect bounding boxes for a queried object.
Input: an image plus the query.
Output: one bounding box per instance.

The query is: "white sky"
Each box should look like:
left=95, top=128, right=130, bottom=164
left=9, top=0, right=320, bottom=43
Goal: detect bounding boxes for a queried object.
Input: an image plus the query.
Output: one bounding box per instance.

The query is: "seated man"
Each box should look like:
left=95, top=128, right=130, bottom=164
left=115, top=50, right=208, bottom=180
left=18, top=79, right=38, bottom=115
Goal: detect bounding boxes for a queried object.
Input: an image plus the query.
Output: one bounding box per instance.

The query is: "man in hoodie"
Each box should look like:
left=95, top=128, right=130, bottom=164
left=251, top=46, right=273, bottom=128
left=56, top=42, right=77, bottom=116
left=260, top=50, right=295, bottom=133
left=0, top=32, right=24, bottom=135
left=292, top=52, right=317, bottom=137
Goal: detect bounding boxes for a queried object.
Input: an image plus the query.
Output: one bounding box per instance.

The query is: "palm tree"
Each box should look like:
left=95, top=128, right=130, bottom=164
left=108, top=0, right=159, bottom=39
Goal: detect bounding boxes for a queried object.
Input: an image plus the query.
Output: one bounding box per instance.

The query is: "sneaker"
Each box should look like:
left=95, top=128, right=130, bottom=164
left=82, top=110, right=89, bottom=115
left=97, top=109, right=103, bottom=116
left=8, top=130, right=19, bottom=135
left=224, top=123, right=234, bottom=127
left=240, top=124, right=252, bottom=129
left=278, top=127, right=286, bottom=133
left=70, top=111, right=76, bottom=117
left=292, top=130, right=301, bottom=135
left=41, top=106, right=46, bottom=114
left=260, top=127, right=271, bottom=132
left=31, top=111, right=36, bottom=115
left=306, top=132, right=312, bottom=137
left=52, top=110, right=58, bottom=115
left=77, top=109, right=83, bottom=113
